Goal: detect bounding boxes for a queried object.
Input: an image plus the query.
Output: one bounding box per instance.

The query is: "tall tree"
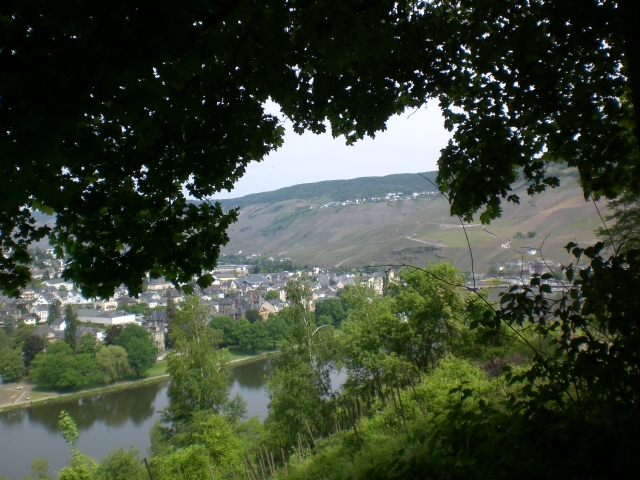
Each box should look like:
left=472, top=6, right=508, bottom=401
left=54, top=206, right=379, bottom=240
left=208, top=315, right=235, bottom=347
left=235, top=320, right=269, bottom=353
left=265, top=278, right=334, bottom=447
left=164, top=296, right=235, bottom=425
left=63, top=305, right=79, bottom=352
left=77, top=333, right=98, bottom=355
left=96, top=345, right=131, bottom=385
left=164, top=296, right=177, bottom=350
left=266, top=314, right=288, bottom=349
left=116, top=324, right=157, bottom=378
left=315, top=297, right=346, bottom=326
left=22, top=334, right=46, bottom=368
left=597, top=192, right=640, bottom=251
left=390, top=263, right=487, bottom=370
left=104, top=325, right=123, bottom=346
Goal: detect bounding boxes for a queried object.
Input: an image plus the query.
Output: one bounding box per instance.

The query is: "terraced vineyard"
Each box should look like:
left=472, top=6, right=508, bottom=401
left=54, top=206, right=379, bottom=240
left=221, top=169, right=608, bottom=273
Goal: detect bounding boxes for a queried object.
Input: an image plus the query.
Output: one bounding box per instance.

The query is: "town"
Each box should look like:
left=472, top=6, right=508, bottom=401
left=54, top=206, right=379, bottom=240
left=0, top=247, right=388, bottom=352
left=0, top=243, right=566, bottom=352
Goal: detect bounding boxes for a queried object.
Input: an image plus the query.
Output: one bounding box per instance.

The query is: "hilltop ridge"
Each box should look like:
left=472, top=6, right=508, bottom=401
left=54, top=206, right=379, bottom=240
left=217, top=171, right=438, bottom=210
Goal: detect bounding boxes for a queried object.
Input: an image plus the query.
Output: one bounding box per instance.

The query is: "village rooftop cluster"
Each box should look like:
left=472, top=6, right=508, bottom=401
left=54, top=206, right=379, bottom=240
left=317, top=191, right=441, bottom=208
left=0, top=248, right=387, bottom=353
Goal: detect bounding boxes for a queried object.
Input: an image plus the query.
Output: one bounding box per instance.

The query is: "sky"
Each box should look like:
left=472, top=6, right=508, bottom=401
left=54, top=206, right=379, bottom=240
left=211, top=99, right=452, bottom=199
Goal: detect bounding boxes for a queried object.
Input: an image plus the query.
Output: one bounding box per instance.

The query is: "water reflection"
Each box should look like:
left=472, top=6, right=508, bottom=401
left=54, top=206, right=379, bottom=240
left=14, top=382, right=164, bottom=434
left=231, top=358, right=275, bottom=390
left=0, top=357, right=341, bottom=479
left=0, top=381, right=169, bottom=479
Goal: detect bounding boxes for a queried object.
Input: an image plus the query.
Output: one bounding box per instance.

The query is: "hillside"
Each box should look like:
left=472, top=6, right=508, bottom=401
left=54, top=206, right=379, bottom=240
left=221, top=169, right=607, bottom=273
left=217, top=172, right=438, bottom=210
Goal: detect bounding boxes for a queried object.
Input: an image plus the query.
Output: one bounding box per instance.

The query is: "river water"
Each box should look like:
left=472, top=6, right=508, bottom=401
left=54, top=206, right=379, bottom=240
left=0, top=358, right=279, bottom=479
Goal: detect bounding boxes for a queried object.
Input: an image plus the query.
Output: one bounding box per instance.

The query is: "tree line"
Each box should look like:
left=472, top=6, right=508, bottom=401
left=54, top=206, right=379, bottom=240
left=0, top=306, right=157, bottom=390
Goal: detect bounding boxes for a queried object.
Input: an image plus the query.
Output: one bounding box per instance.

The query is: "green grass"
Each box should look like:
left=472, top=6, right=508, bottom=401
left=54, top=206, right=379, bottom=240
left=227, top=348, right=258, bottom=359
left=147, top=360, right=168, bottom=377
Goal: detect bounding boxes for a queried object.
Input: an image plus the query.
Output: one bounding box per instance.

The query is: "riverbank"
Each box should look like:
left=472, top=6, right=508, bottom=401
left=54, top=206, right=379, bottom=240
left=0, top=350, right=278, bottom=413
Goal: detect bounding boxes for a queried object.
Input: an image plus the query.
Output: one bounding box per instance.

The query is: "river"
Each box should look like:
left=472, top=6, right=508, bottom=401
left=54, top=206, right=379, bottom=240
left=0, top=358, right=286, bottom=479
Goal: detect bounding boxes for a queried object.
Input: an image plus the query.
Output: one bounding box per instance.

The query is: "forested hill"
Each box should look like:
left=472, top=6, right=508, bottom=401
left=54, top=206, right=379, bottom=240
left=217, top=171, right=438, bottom=210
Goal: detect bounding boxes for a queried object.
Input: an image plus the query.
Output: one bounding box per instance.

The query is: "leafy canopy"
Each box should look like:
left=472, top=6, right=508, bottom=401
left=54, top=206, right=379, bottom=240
left=116, top=324, right=157, bottom=378
left=4, top=0, right=636, bottom=297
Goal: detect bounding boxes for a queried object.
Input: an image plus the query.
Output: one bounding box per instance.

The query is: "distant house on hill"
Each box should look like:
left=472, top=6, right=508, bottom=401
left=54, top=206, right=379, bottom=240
left=258, top=301, right=278, bottom=319
left=43, top=278, right=74, bottom=291
left=139, top=319, right=165, bottom=350
left=75, top=309, right=136, bottom=326
left=147, top=277, right=172, bottom=291
left=76, top=326, right=106, bottom=343
left=34, top=295, right=49, bottom=306
left=20, top=289, right=37, bottom=301
left=213, top=264, right=249, bottom=274
left=147, top=310, right=166, bottom=322
left=29, top=304, right=49, bottom=323
left=51, top=318, right=67, bottom=332
left=34, top=325, right=62, bottom=342
left=21, top=314, right=40, bottom=325
left=117, top=295, right=137, bottom=308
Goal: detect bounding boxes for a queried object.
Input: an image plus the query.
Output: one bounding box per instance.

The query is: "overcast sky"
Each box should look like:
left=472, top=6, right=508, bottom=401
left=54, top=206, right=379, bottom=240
left=211, top=99, right=452, bottom=199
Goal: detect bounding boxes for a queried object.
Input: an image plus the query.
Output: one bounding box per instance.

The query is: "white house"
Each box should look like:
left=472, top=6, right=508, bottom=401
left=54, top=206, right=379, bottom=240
left=22, top=315, right=38, bottom=326
left=43, top=278, right=74, bottom=291
left=75, top=309, right=136, bottom=325
left=93, top=299, right=117, bottom=311
left=34, top=295, right=50, bottom=306
left=29, top=304, right=49, bottom=323
left=51, top=318, right=67, bottom=332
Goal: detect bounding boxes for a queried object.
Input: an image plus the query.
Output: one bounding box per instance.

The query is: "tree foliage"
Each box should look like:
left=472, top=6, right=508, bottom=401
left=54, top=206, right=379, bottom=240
left=151, top=411, right=245, bottom=480
left=104, top=325, right=123, bottom=347
left=165, top=297, right=234, bottom=426
left=597, top=192, right=640, bottom=251
left=77, top=333, right=98, bottom=355
left=164, top=296, right=177, bottom=350
left=236, top=319, right=269, bottom=353
left=22, top=334, right=45, bottom=368
left=63, top=305, right=79, bottom=353
left=94, top=447, right=147, bottom=480
left=57, top=411, right=97, bottom=480
left=96, top=345, right=131, bottom=385
left=24, top=458, right=52, bottom=480
left=47, top=300, right=61, bottom=325
left=390, top=263, right=490, bottom=369
left=264, top=289, right=280, bottom=301
left=4, top=0, right=636, bottom=297
left=266, top=279, right=334, bottom=447
left=30, top=341, right=84, bottom=390
left=0, top=347, right=23, bottom=382
left=208, top=315, right=235, bottom=347
left=244, top=309, right=261, bottom=324
left=116, top=324, right=157, bottom=378
left=266, top=314, right=288, bottom=349
left=315, top=298, right=346, bottom=326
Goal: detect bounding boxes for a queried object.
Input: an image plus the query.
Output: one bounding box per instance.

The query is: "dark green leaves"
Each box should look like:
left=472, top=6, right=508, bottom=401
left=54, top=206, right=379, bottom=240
left=2, top=0, right=638, bottom=297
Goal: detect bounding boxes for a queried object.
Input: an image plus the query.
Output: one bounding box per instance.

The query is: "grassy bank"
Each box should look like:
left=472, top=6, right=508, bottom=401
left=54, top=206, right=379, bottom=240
left=0, top=350, right=278, bottom=413
left=0, top=376, right=170, bottom=413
